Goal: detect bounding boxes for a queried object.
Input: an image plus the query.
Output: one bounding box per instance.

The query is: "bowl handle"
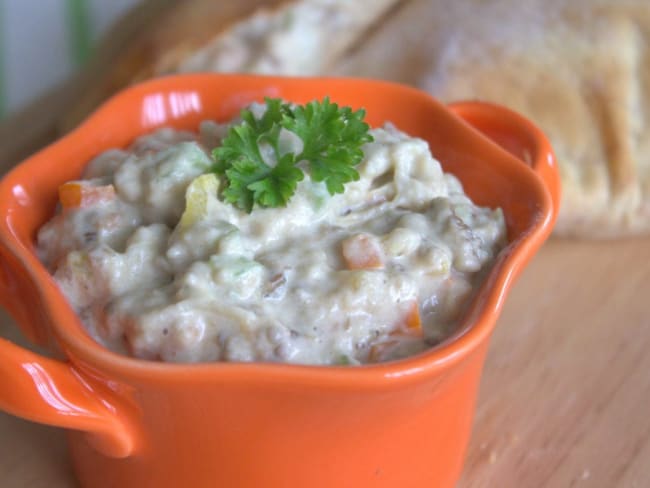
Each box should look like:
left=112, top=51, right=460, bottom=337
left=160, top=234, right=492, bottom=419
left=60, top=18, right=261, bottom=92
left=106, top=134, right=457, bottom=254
left=448, top=101, right=561, bottom=213
left=0, top=249, right=136, bottom=458
left=0, top=336, right=136, bottom=458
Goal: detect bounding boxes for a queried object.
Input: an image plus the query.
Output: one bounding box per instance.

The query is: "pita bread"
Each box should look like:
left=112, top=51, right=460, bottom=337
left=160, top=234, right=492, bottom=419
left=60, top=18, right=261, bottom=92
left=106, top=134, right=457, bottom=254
left=64, top=0, right=650, bottom=237
left=62, top=0, right=402, bottom=130
left=334, top=0, right=650, bottom=238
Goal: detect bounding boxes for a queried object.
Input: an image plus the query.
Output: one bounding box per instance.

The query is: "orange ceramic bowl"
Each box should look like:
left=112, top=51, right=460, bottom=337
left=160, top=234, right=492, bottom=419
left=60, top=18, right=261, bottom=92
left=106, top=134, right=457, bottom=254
left=0, top=75, right=559, bottom=488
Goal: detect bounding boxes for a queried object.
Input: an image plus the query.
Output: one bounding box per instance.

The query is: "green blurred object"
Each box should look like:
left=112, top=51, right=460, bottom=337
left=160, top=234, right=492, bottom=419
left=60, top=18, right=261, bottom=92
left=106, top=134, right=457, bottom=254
left=66, top=0, right=93, bottom=66
left=0, top=0, right=6, bottom=118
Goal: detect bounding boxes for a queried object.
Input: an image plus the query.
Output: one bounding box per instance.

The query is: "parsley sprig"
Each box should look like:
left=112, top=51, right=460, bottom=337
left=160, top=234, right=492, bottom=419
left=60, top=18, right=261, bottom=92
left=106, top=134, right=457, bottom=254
left=212, top=97, right=373, bottom=212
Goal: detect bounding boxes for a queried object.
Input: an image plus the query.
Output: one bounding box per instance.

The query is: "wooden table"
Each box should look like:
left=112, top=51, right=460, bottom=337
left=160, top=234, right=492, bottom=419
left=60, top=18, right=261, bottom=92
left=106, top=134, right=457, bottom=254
left=1, top=236, right=648, bottom=487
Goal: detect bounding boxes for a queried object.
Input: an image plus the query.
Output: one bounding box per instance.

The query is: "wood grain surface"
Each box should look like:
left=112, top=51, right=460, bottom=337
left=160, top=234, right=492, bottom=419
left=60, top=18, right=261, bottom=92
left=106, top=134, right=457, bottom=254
left=1, top=237, right=649, bottom=487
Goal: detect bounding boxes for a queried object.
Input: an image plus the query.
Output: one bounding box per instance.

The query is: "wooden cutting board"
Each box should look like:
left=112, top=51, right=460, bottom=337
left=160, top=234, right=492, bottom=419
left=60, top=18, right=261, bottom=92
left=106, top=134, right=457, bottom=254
left=2, top=237, right=649, bottom=487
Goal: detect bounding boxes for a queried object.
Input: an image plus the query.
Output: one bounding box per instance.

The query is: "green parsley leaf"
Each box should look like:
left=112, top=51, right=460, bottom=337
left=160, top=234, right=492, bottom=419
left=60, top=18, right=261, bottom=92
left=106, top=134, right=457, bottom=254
left=284, top=98, right=373, bottom=195
left=211, top=97, right=373, bottom=212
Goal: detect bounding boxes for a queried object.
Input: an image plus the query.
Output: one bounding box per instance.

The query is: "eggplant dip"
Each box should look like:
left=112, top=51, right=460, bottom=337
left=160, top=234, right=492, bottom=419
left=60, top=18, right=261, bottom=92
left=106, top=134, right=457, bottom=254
left=37, top=98, right=506, bottom=365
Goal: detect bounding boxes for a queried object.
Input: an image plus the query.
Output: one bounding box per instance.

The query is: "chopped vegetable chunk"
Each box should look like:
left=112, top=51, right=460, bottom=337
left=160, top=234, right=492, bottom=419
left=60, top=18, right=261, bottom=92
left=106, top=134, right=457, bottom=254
left=58, top=182, right=116, bottom=209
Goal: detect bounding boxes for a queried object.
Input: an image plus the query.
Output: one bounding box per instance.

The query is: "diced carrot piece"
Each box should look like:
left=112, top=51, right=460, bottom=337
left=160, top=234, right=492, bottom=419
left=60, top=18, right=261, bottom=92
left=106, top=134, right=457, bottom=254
left=368, top=340, right=397, bottom=363
left=405, top=301, right=422, bottom=333
left=58, top=182, right=116, bottom=209
left=368, top=302, right=422, bottom=362
left=58, top=182, right=83, bottom=208
left=341, top=233, right=384, bottom=270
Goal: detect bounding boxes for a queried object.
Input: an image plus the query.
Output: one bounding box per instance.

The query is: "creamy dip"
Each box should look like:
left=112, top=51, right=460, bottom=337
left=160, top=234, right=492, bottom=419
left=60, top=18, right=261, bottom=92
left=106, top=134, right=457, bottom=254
left=37, top=105, right=506, bottom=365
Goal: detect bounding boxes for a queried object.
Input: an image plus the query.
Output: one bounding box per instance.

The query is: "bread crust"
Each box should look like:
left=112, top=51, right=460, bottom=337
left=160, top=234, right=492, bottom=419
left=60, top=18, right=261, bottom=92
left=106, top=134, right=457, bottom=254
left=61, top=0, right=293, bottom=130
left=62, top=0, right=401, bottom=130
left=335, top=0, right=650, bottom=238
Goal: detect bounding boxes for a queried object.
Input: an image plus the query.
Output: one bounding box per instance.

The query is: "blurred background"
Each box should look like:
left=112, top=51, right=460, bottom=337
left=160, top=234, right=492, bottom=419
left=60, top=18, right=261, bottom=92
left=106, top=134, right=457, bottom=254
left=0, top=0, right=141, bottom=119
